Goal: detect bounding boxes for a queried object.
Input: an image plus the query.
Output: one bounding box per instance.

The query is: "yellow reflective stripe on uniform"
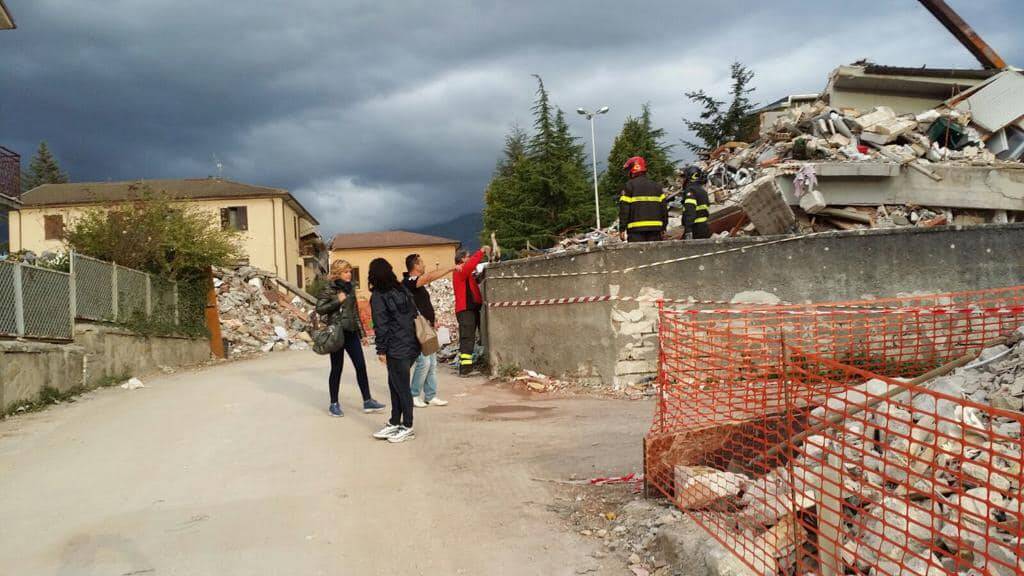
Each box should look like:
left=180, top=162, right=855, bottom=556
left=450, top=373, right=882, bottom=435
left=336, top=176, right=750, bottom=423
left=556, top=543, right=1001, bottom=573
left=460, top=360, right=473, bottom=365
left=627, top=220, right=664, bottom=229
left=694, top=217, right=708, bottom=223
left=459, top=354, right=472, bottom=359
left=684, top=198, right=698, bottom=205
left=696, top=205, right=709, bottom=211
left=619, top=195, right=665, bottom=203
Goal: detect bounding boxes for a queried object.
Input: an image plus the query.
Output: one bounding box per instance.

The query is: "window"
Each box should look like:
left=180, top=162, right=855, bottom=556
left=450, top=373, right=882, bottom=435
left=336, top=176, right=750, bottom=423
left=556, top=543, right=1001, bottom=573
left=296, top=264, right=303, bottom=287
left=44, top=215, right=64, bottom=240
left=294, top=216, right=299, bottom=240
left=220, top=206, right=248, bottom=231
left=351, top=267, right=361, bottom=290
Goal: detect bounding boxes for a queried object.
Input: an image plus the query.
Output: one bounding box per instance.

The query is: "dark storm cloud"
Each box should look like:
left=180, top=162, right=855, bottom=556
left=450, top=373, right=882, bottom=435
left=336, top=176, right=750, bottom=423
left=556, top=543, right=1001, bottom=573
left=2, top=0, right=1021, bottom=235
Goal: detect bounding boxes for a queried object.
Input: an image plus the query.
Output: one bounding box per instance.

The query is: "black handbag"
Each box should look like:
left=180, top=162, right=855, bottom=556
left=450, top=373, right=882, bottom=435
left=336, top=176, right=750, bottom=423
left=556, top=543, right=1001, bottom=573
left=309, top=310, right=345, bottom=355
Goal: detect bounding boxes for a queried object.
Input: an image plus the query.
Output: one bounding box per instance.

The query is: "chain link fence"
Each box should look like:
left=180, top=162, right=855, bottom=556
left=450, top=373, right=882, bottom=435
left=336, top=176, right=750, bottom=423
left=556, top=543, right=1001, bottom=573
left=0, top=260, right=74, bottom=340
left=0, top=253, right=207, bottom=342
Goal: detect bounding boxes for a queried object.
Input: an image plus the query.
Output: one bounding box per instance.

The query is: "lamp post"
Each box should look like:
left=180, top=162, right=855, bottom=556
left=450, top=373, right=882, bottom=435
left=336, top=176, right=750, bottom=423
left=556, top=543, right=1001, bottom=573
left=577, top=106, right=609, bottom=230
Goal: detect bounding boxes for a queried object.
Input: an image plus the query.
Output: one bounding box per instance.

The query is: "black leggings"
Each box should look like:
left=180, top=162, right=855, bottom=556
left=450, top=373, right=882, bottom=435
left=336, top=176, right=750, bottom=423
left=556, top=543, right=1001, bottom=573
left=328, top=330, right=371, bottom=404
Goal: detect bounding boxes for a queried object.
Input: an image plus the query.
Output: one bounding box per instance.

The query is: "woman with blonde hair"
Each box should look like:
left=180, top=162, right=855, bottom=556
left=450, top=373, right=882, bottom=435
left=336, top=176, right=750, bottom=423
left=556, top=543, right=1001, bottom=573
left=315, top=259, right=385, bottom=417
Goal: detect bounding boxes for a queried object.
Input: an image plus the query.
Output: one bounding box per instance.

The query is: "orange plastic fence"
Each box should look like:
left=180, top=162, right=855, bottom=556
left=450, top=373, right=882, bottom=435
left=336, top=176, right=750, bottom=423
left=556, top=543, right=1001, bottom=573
left=646, top=286, right=1024, bottom=576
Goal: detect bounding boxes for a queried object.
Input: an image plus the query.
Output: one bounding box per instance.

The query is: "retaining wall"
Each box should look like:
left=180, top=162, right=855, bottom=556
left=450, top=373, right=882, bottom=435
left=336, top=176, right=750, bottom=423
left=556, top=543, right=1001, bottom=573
left=483, top=224, right=1024, bottom=388
left=1, top=323, right=209, bottom=412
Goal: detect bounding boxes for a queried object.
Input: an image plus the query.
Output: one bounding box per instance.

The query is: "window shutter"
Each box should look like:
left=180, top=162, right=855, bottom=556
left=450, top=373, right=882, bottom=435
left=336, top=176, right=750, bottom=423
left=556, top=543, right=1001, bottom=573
left=44, top=215, right=64, bottom=240
left=238, top=207, right=248, bottom=231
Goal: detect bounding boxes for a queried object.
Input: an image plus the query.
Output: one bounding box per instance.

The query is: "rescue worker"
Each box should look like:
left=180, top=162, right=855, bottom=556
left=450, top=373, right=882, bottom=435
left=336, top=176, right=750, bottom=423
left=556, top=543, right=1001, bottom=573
left=618, top=156, right=667, bottom=243
left=682, top=165, right=711, bottom=240
left=453, top=245, right=491, bottom=376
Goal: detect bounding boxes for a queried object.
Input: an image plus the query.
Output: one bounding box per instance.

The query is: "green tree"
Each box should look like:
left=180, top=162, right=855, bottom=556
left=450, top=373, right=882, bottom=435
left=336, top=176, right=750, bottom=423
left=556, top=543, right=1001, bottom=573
left=481, top=76, right=594, bottom=251
left=23, top=141, right=69, bottom=191
left=64, top=185, right=241, bottom=280
left=597, top=104, right=675, bottom=223
left=682, top=61, right=759, bottom=155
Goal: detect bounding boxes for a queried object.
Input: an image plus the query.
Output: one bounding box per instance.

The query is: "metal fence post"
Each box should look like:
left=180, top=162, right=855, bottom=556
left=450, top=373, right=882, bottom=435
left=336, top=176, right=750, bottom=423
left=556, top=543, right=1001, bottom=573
left=145, top=274, right=152, bottom=318
left=111, top=263, right=119, bottom=320
left=12, top=263, right=24, bottom=337
left=173, top=282, right=180, bottom=325
left=68, top=255, right=78, bottom=333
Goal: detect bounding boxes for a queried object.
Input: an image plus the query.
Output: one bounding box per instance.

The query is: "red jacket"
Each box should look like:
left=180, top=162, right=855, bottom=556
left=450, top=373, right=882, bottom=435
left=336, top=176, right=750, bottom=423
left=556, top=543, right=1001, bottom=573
left=454, top=249, right=485, bottom=313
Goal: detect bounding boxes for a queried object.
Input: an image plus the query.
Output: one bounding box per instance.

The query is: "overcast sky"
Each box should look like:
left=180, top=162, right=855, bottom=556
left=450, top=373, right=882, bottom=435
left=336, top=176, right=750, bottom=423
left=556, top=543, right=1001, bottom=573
left=2, top=1, right=1021, bottom=236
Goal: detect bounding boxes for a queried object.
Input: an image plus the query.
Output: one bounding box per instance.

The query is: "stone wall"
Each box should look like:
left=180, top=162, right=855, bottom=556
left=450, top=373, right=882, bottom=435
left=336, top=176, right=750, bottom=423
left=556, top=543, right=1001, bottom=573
left=483, top=224, right=1024, bottom=388
left=1, top=323, right=209, bottom=412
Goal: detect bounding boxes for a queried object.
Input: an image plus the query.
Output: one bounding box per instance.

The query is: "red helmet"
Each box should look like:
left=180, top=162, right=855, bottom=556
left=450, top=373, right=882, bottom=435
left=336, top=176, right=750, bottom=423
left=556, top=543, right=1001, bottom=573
left=623, top=156, right=647, bottom=176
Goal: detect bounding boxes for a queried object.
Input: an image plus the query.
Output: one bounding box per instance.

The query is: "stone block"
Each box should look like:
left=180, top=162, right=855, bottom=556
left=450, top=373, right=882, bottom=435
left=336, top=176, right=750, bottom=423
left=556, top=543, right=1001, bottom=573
left=615, top=360, right=656, bottom=376
left=798, top=189, right=827, bottom=214
left=618, top=320, right=655, bottom=336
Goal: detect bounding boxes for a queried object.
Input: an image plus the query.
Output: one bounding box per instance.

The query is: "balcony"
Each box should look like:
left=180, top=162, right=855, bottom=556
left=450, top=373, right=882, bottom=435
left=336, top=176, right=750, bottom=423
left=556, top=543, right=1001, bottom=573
left=0, top=146, right=20, bottom=201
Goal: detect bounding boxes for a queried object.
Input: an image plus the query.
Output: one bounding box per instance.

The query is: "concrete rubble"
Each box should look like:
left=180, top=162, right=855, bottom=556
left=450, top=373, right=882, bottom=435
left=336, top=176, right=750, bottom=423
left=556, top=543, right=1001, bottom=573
left=695, top=67, right=1024, bottom=238
left=667, top=329, right=1024, bottom=576
left=213, top=266, right=315, bottom=356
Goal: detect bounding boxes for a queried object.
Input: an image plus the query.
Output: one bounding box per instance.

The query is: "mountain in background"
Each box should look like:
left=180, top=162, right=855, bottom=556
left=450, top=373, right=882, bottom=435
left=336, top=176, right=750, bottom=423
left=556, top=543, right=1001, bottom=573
left=410, top=211, right=483, bottom=250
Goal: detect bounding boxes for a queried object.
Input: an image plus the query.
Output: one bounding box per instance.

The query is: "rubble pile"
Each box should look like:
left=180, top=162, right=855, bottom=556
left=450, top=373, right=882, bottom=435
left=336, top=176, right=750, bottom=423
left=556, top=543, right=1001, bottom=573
left=668, top=329, right=1024, bottom=576
left=699, top=70, right=1024, bottom=237
left=426, top=278, right=457, bottom=333
left=213, top=266, right=314, bottom=356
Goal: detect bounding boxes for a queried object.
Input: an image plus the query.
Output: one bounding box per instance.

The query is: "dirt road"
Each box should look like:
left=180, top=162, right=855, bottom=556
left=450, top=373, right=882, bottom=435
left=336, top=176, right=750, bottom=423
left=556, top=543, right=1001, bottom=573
left=0, top=351, right=653, bottom=575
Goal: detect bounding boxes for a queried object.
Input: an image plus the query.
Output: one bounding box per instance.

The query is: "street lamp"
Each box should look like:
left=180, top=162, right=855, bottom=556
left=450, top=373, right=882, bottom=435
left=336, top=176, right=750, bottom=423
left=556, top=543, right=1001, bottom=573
left=577, top=106, right=610, bottom=230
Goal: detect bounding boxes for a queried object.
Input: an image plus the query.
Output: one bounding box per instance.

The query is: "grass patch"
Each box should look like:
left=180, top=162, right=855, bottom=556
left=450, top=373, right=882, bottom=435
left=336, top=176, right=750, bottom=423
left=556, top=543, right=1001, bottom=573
left=2, top=374, right=131, bottom=419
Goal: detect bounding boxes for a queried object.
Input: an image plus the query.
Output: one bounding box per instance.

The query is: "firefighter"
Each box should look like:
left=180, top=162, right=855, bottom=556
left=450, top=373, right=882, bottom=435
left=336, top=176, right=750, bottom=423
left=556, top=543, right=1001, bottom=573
left=682, top=165, right=711, bottom=240
left=618, top=156, right=667, bottom=243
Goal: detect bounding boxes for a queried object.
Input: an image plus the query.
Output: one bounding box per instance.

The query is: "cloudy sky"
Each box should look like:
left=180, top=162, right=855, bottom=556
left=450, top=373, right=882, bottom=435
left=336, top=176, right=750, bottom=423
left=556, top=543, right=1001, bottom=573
left=2, top=0, right=1021, bottom=236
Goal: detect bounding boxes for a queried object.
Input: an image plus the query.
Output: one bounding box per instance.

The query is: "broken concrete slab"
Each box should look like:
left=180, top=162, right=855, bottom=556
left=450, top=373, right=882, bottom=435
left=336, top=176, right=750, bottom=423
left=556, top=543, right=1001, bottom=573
left=740, top=176, right=796, bottom=235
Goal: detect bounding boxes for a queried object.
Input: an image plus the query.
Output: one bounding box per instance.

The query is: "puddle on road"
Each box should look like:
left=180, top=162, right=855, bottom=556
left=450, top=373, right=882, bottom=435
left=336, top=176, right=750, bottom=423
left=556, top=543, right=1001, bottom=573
left=476, top=404, right=556, bottom=420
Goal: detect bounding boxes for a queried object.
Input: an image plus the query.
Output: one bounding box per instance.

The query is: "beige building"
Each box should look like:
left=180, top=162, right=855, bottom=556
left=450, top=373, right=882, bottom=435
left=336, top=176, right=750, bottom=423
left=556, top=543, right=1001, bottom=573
left=0, top=0, right=15, bottom=30
left=329, top=231, right=460, bottom=298
left=8, top=178, right=319, bottom=287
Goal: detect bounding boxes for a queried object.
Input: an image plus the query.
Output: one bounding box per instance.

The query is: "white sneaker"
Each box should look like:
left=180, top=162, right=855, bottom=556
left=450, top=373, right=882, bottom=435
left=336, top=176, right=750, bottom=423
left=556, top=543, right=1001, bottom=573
left=387, top=426, right=416, bottom=443
left=413, top=398, right=428, bottom=408
left=427, top=398, right=449, bottom=407
left=372, top=424, right=402, bottom=440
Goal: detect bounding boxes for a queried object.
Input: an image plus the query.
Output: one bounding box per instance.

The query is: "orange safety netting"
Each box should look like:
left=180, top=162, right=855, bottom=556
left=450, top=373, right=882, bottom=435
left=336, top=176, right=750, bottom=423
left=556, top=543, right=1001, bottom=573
left=645, top=286, right=1024, bottom=575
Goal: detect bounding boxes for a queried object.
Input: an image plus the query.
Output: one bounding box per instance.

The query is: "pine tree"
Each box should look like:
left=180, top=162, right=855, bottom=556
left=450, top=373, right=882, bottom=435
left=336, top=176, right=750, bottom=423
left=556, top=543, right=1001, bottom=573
left=24, top=141, right=69, bottom=190
left=481, top=76, right=594, bottom=251
left=597, top=104, right=675, bottom=223
left=682, top=61, right=758, bottom=155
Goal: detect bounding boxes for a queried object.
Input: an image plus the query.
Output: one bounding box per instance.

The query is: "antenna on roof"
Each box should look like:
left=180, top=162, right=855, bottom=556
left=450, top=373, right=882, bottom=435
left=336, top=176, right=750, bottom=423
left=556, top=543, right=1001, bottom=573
left=212, top=154, right=224, bottom=179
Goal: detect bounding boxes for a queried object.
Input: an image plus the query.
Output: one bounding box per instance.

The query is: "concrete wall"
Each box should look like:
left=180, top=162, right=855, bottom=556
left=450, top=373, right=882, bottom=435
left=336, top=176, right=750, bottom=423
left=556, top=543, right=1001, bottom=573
left=484, top=224, right=1024, bottom=388
left=330, top=245, right=459, bottom=299
left=7, top=198, right=315, bottom=284
left=1, top=323, right=209, bottom=412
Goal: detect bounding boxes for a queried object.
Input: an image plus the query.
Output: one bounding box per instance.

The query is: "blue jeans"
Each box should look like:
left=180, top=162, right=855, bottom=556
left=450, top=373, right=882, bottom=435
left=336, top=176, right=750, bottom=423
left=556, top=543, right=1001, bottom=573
left=411, top=353, right=438, bottom=401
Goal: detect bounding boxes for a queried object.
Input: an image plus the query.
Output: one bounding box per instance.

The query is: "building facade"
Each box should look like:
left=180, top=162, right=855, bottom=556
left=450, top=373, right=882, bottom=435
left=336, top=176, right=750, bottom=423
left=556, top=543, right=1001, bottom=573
left=8, top=178, right=318, bottom=287
left=329, top=231, right=460, bottom=298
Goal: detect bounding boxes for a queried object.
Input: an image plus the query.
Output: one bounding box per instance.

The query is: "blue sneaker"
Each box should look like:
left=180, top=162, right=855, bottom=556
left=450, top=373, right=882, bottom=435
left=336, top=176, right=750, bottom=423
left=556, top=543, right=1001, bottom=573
left=363, top=398, right=386, bottom=414
left=329, top=403, right=344, bottom=417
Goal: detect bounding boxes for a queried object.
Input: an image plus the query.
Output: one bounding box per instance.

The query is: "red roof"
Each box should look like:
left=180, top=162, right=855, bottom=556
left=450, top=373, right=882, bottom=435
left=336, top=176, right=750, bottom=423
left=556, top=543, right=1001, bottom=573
left=330, top=230, right=460, bottom=251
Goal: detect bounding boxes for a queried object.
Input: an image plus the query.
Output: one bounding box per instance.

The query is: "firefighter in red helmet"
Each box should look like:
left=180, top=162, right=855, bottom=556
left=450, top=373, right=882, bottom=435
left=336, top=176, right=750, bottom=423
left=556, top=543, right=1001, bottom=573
left=618, top=156, right=667, bottom=243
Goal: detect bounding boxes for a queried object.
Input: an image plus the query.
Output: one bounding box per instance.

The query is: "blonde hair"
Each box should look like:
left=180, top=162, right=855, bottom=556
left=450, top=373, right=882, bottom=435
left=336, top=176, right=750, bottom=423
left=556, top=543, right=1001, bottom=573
left=329, top=259, right=353, bottom=280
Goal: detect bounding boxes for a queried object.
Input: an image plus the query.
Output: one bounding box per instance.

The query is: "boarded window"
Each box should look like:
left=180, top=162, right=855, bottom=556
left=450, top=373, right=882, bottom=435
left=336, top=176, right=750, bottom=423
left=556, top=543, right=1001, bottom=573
left=351, top=267, right=360, bottom=290
left=220, top=206, right=248, bottom=231
left=44, top=215, right=64, bottom=240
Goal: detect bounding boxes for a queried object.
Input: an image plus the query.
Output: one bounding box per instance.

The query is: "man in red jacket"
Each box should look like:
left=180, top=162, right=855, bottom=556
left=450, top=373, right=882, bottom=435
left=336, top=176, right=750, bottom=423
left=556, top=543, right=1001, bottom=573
left=453, top=246, right=491, bottom=376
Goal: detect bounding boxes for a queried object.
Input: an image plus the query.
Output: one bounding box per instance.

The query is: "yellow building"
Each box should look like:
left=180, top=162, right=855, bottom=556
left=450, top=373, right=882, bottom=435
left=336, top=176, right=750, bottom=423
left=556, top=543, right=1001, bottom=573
left=8, top=178, right=319, bottom=287
left=329, top=231, right=460, bottom=298
left=0, top=0, right=15, bottom=30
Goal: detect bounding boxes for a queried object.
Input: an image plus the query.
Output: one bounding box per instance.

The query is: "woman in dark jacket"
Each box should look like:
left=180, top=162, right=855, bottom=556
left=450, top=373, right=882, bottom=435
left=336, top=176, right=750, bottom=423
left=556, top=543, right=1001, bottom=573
left=368, top=258, right=421, bottom=443
left=315, top=259, right=385, bottom=417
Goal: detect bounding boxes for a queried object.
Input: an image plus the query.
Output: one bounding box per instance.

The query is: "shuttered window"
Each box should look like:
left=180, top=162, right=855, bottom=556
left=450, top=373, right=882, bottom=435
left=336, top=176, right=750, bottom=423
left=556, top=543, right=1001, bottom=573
left=44, top=215, right=64, bottom=240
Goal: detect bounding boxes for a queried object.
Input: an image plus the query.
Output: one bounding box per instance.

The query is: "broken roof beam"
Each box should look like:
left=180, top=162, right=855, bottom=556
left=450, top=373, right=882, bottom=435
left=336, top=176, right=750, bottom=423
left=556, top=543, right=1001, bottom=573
left=917, top=0, right=1007, bottom=70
